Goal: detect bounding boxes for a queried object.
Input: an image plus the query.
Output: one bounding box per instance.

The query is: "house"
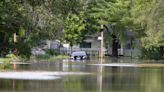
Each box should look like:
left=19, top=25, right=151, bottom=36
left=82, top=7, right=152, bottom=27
left=79, top=31, right=141, bottom=57
left=31, top=40, right=63, bottom=55
left=79, top=33, right=104, bottom=56
left=47, top=40, right=62, bottom=49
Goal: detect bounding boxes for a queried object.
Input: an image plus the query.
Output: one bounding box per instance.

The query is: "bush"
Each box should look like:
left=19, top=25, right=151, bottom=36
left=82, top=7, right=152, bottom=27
left=0, top=60, right=12, bottom=70
left=35, top=54, right=50, bottom=59
left=45, top=49, right=59, bottom=56
left=18, top=43, right=31, bottom=59
left=140, top=47, right=163, bottom=60
left=48, top=55, right=69, bottom=61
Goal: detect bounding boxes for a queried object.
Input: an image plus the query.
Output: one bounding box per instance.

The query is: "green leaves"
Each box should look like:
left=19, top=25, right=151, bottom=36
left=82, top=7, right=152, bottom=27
left=0, top=0, right=163, bottom=59
left=131, top=0, right=164, bottom=48
left=19, top=26, right=25, bottom=37
left=64, top=13, right=86, bottom=45
left=88, top=0, right=133, bottom=42
left=87, top=0, right=111, bottom=25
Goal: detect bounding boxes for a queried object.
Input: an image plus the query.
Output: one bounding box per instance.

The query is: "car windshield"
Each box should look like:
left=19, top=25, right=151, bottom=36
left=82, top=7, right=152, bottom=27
left=72, top=51, right=86, bottom=56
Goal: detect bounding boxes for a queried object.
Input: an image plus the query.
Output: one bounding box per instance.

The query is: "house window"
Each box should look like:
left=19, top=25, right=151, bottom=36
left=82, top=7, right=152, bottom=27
left=80, top=42, right=91, bottom=48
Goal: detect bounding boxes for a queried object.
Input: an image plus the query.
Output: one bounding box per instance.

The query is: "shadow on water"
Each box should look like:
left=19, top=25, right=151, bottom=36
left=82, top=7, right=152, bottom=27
left=0, top=57, right=164, bottom=92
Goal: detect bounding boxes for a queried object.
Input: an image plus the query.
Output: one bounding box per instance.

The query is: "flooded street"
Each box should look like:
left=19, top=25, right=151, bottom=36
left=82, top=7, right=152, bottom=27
left=0, top=58, right=164, bottom=92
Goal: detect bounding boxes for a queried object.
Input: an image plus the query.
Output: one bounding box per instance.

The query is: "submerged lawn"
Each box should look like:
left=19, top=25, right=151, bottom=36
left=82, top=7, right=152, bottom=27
left=0, top=58, right=12, bottom=62
left=32, top=55, right=70, bottom=62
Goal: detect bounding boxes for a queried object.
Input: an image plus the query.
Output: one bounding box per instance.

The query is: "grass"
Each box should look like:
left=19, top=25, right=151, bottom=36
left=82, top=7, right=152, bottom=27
left=32, top=54, right=70, bottom=62
left=0, top=58, right=11, bottom=62
left=0, top=58, right=12, bottom=70
left=0, top=58, right=18, bottom=62
left=48, top=55, right=69, bottom=62
left=0, top=54, right=20, bottom=62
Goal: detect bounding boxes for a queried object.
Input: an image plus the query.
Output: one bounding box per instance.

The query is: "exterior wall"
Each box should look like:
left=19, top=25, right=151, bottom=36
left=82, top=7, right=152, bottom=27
left=82, top=37, right=141, bottom=57
left=91, top=39, right=100, bottom=49
left=60, top=34, right=141, bottom=57
left=82, top=37, right=100, bottom=49
left=123, top=49, right=141, bottom=57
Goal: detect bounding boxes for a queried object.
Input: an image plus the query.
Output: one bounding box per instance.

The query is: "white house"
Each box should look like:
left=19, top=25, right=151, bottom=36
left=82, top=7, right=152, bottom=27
left=79, top=31, right=141, bottom=57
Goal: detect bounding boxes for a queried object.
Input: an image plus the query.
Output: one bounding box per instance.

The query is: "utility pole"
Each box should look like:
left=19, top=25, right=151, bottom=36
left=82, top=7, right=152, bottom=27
left=100, top=24, right=104, bottom=58
left=100, top=30, right=104, bottom=58
left=13, top=33, right=17, bottom=68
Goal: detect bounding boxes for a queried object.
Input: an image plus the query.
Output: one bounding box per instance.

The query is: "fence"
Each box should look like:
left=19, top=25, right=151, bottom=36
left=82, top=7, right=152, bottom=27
left=60, top=48, right=100, bottom=56
left=60, top=48, right=141, bottom=57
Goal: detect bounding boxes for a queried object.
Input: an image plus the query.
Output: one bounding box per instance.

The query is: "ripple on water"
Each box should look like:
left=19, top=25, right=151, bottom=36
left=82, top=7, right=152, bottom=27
left=89, top=63, right=164, bottom=67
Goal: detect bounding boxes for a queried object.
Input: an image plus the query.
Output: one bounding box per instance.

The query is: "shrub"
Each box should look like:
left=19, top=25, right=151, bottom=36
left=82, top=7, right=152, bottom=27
left=45, top=49, right=59, bottom=56
left=0, top=60, right=11, bottom=70
left=35, top=54, right=50, bottom=60
left=140, top=47, right=163, bottom=60
left=18, top=43, right=31, bottom=59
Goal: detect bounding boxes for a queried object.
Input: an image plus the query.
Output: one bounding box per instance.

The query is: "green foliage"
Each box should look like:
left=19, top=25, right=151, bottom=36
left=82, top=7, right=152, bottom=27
left=0, top=0, right=63, bottom=58
left=6, top=54, right=17, bottom=59
left=45, top=49, right=59, bottom=56
left=34, top=54, right=69, bottom=61
left=0, top=0, right=163, bottom=60
left=140, top=47, right=163, bottom=60
left=87, top=0, right=133, bottom=41
left=131, top=0, right=164, bottom=46
left=52, top=0, right=90, bottom=46
left=131, top=0, right=164, bottom=59
left=87, top=0, right=163, bottom=59
left=0, top=60, right=11, bottom=70
left=35, top=54, right=50, bottom=60
left=51, top=0, right=88, bottom=18
left=86, top=0, right=111, bottom=31
left=17, top=42, right=31, bottom=59
left=48, top=55, right=69, bottom=62
left=64, top=13, right=86, bottom=46
left=26, top=0, right=45, bottom=7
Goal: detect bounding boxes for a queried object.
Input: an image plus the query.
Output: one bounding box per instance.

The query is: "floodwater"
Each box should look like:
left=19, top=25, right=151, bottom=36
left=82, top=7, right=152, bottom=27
left=0, top=58, right=164, bottom=92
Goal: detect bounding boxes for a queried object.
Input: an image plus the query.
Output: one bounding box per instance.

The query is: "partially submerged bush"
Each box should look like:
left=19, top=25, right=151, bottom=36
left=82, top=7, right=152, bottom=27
left=48, top=55, right=69, bottom=61
left=0, top=60, right=12, bottom=70
left=6, top=54, right=17, bottom=59
left=45, top=49, right=59, bottom=56
left=140, top=47, right=163, bottom=60
left=35, top=54, right=50, bottom=60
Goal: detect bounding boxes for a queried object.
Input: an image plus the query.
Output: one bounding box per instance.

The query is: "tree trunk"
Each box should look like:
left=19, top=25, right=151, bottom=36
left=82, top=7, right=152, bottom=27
left=112, top=35, right=118, bottom=58
left=160, top=46, right=164, bottom=58
left=70, top=42, right=73, bottom=55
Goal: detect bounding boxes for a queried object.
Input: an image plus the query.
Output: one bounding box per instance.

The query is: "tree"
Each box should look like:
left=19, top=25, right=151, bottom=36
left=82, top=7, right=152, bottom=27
left=0, top=0, right=89, bottom=58
left=64, top=13, right=86, bottom=52
left=50, top=0, right=89, bottom=19
left=0, top=0, right=26, bottom=56
left=55, top=0, right=89, bottom=50
left=131, top=0, right=164, bottom=59
left=86, top=0, right=132, bottom=57
left=131, top=0, right=164, bottom=47
left=0, top=0, right=63, bottom=58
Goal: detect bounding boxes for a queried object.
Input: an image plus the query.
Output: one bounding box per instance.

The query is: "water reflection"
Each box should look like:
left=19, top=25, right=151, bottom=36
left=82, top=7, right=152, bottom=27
left=97, top=58, right=104, bottom=92
left=0, top=58, right=164, bottom=92
left=140, top=68, right=163, bottom=92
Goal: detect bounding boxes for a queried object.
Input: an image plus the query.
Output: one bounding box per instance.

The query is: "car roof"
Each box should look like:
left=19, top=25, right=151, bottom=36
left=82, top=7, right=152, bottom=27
left=71, top=51, right=86, bottom=56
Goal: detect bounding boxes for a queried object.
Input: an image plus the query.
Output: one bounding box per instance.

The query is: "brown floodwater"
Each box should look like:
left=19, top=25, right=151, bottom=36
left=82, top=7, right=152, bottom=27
left=0, top=57, right=164, bottom=92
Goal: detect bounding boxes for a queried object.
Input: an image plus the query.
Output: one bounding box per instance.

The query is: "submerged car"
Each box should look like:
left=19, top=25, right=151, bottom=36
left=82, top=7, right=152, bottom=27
left=71, top=51, right=88, bottom=60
